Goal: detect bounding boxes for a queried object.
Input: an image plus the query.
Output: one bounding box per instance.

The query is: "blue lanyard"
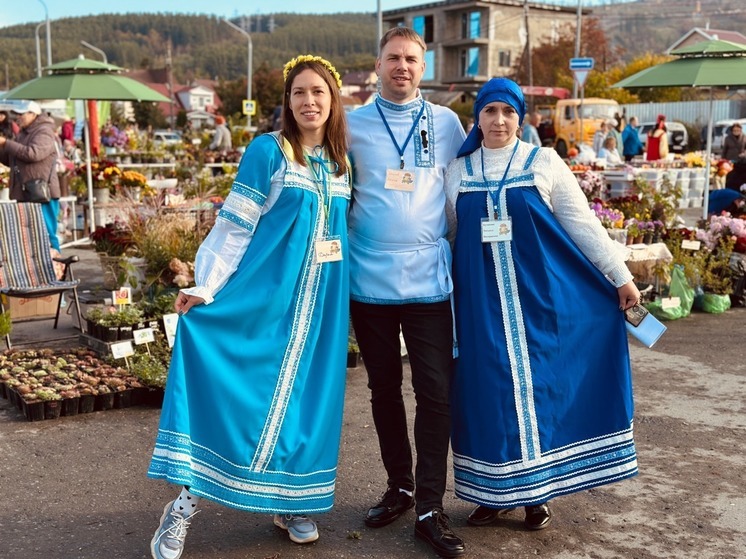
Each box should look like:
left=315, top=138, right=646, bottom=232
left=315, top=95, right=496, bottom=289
left=375, top=99, right=426, bottom=169
left=306, top=146, right=339, bottom=234
left=482, top=140, right=519, bottom=219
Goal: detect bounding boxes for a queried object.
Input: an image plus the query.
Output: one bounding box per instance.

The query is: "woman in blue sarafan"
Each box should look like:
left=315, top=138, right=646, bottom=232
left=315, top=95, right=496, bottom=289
left=444, top=78, right=641, bottom=532
left=147, top=55, right=351, bottom=559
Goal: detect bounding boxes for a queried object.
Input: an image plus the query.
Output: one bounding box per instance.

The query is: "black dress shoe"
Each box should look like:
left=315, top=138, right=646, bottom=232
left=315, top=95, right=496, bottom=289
left=414, top=510, right=465, bottom=558
left=364, top=486, right=415, bottom=528
left=466, top=505, right=516, bottom=526
left=524, top=502, right=552, bottom=530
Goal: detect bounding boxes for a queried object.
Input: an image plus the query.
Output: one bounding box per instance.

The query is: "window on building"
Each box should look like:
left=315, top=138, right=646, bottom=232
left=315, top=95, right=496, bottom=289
left=461, top=11, right=481, bottom=39
left=460, top=47, right=480, bottom=77
left=498, top=50, right=511, bottom=68
left=412, top=14, right=434, bottom=43
left=424, top=51, right=435, bottom=81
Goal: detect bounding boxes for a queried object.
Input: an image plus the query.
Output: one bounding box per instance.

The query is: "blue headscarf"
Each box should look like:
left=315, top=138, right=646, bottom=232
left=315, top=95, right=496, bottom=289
left=457, top=77, right=527, bottom=157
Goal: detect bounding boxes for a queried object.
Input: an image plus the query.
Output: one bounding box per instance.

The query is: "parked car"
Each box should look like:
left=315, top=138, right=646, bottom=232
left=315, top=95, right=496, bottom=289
left=636, top=121, right=688, bottom=153
left=152, top=130, right=182, bottom=146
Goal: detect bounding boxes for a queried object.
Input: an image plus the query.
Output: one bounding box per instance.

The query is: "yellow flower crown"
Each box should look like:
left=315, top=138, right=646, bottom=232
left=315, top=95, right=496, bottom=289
left=283, top=55, right=342, bottom=89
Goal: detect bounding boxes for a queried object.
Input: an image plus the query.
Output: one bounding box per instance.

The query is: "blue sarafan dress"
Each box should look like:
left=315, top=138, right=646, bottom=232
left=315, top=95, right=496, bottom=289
left=446, top=140, right=637, bottom=508
left=148, top=132, right=351, bottom=514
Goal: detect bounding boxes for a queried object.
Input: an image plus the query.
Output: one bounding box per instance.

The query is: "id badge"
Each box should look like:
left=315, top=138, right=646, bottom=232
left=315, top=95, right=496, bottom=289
left=315, top=236, right=343, bottom=263
left=384, top=168, right=416, bottom=191
left=481, top=218, right=512, bottom=243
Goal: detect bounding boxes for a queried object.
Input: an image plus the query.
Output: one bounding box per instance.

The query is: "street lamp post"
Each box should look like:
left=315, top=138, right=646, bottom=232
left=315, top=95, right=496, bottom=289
left=80, top=40, right=108, bottom=64
left=572, top=0, right=582, bottom=98
left=38, top=0, right=52, bottom=66
left=222, top=18, right=253, bottom=130
left=35, top=22, right=44, bottom=77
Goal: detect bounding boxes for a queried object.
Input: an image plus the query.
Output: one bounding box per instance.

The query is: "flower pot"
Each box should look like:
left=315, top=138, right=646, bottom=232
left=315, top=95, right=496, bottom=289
left=118, top=325, right=133, bottom=340
left=61, top=397, right=80, bottom=417
left=44, top=400, right=62, bottom=420
left=0, top=188, right=9, bottom=201
left=643, top=233, right=653, bottom=245
left=93, top=187, right=110, bottom=205
left=95, top=392, right=115, bottom=411
left=97, top=253, right=122, bottom=290
left=23, top=400, right=45, bottom=422
left=79, top=394, right=96, bottom=414
left=103, top=326, right=119, bottom=342
left=114, top=389, right=133, bottom=409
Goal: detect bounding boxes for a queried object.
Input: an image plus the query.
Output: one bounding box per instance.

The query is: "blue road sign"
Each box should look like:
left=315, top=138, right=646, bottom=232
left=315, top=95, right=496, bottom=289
left=569, top=57, right=594, bottom=70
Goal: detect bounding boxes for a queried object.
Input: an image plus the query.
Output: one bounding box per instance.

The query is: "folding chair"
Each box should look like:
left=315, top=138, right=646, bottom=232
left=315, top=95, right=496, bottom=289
left=0, top=202, right=84, bottom=349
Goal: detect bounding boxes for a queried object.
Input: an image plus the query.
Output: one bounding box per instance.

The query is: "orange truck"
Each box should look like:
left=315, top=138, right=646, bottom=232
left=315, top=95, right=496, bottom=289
left=537, top=97, right=621, bottom=158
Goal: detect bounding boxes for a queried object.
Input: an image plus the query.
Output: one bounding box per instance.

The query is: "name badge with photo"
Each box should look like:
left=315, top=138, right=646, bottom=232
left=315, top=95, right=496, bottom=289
left=384, top=168, right=416, bottom=191
left=315, top=236, right=343, bottom=263
left=481, top=218, right=513, bottom=243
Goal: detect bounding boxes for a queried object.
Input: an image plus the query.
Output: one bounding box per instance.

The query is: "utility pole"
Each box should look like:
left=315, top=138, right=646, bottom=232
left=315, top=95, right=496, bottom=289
left=222, top=18, right=253, bottom=130
left=524, top=0, right=533, bottom=109
left=573, top=0, right=582, bottom=98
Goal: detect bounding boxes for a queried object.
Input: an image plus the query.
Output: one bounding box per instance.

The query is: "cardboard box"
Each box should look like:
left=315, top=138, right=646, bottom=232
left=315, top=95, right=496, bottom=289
left=1, top=294, right=59, bottom=319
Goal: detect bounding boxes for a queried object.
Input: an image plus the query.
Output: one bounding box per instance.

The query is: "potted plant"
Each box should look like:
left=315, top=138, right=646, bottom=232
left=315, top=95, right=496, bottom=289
left=118, top=170, right=148, bottom=202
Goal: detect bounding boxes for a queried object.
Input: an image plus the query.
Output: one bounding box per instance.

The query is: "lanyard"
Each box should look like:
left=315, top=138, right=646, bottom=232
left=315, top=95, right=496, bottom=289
left=375, top=99, right=426, bottom=169
left=482, top=140, right=519, bottom=219
left=306, top=146, right=339, bottom=234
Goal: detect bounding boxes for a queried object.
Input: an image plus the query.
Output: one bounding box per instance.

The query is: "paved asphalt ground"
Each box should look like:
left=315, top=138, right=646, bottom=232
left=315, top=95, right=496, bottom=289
left=1, top=234, right=744, bottom=558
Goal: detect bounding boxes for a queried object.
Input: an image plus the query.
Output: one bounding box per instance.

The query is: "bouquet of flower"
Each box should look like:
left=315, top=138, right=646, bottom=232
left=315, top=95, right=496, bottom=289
left=577, top=170, right=606, bottom=200
left=119, top=171, right=148, bottom=188
left=590, top=201, right=625, bottom=229
left=697, top=213, right=746, bottom=253
left=101, top=124, right=128, bottom=149
left=89, top=160, right=122, bottom=193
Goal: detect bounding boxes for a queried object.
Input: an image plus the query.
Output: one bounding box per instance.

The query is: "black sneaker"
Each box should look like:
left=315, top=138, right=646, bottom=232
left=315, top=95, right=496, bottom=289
left=414, top=509, right=465, bottom=558
left=364, top=486, right=415, bottom=528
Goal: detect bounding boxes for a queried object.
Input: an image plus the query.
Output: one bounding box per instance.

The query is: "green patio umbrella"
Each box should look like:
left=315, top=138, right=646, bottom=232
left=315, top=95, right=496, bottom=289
left=612, top=39, right=746, bottom=217
left=2, top=55, right=171, bottom=235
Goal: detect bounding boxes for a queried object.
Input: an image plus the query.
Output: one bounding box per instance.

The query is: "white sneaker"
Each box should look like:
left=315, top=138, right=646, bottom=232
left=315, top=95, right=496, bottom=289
left=273, top=513, right=319, bottom=544
left=150, top=500, right=199, bottom=559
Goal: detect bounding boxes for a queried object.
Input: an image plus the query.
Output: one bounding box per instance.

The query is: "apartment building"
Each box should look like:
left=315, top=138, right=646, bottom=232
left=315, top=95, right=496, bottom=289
left=383, top=0, right=580, bottom=90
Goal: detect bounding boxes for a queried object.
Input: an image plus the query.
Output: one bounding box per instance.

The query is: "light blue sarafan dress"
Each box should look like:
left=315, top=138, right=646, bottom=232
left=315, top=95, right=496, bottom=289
left=148, top=132, right=350, bottom=514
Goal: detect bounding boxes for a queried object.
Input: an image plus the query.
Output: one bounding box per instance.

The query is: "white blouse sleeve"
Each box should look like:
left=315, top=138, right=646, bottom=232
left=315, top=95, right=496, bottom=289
left=181, top=164, right=286, bottom=303
left=444, top=158, right=462, bottom=247
left=534, top=148, right=633, bottom=288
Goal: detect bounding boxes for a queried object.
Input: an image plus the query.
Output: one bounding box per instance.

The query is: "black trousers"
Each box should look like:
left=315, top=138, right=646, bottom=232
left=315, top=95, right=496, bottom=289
left=350, top=300, right=454, bottom=515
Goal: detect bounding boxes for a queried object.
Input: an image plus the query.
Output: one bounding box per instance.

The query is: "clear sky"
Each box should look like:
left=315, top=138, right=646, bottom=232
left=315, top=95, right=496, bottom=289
left=0, top=1, right=420, bottom=28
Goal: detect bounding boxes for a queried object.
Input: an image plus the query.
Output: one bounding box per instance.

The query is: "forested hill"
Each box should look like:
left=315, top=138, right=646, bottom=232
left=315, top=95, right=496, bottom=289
left=0, top=13, right=379, bottom=88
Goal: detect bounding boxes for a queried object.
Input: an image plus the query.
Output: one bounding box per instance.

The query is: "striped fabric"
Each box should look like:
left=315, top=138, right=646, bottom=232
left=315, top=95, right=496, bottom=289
left=0, top=203, right=79, bottom=294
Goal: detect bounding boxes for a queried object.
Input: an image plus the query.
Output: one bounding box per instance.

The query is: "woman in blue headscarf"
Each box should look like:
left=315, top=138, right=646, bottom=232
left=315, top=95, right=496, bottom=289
left=444, top=78, right=640, bottom=531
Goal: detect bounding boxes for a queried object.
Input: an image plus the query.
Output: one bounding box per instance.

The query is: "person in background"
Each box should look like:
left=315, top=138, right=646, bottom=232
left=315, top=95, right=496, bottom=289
left=722, top=122, right=746, bottom=162
left=0, top=110, right=18, bottom=139
left=445, top=76, right=640, bottom=535
left=646, top=114, right=669, bottom=161
left=521, top=112, right=541, bottom=147
left=346, top=26, right=467, bottom=559
left=622, top=116, right=644, bottom=162
left=598, top=135, right=624, bottom=166
left=208, top=115, right=232, bottom=153
left=60, top=116, right=75, bottom=144
left=592, top=120, right=608, bottom=156
left=148, top=54, right=351, bottom=559
left=0, top=101, right=61, bottom=250
left=605, top=117, right=623, bottom=159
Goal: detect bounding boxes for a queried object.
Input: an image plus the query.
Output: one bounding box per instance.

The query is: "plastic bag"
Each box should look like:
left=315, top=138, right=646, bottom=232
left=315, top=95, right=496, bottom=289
left=647, top=265, right=694, bottom=321
left=700, top=293, right=731, bottom=314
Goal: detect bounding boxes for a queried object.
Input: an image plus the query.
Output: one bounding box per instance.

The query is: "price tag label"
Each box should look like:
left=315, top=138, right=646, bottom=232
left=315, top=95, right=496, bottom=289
left=112, top=287, right=132, bottom=305
left=681, top=239, right=701, bottom=251
left=111, top=340, right=135, bottom=359
left=133, top=328, right=155, bottom=345
left=661, top=297, right=681, bottom=310
left=162, top=313, right=179, bottom=348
